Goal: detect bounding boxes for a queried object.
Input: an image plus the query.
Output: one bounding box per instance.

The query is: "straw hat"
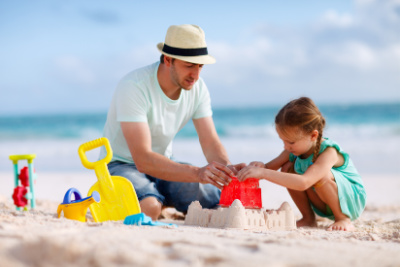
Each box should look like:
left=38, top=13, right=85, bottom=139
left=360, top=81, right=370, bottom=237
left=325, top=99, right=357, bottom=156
left=157, top=24, right=216, bottom=65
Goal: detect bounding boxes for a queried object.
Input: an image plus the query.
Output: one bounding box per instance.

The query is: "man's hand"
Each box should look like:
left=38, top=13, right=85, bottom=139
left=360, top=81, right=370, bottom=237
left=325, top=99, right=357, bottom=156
left=198, top=161, right=235, bottom=189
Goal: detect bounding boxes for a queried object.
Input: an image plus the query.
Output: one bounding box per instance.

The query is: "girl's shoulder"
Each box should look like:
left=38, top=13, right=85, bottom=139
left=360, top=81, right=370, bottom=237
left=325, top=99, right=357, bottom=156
left=320, top=138, right=341, bottom=153
left=320, top=138, right=350, bottom=169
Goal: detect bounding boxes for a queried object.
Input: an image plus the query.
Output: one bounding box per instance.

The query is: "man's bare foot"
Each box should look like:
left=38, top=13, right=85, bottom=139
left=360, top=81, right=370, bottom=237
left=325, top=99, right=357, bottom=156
left=297, top=217, right=318, bottom=228
left=327, top=218, right=354, bottom=231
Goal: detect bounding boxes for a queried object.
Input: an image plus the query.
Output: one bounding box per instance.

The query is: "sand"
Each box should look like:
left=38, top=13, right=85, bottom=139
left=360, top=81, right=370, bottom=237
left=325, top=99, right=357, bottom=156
left=0, top=172, right=400, bottom=267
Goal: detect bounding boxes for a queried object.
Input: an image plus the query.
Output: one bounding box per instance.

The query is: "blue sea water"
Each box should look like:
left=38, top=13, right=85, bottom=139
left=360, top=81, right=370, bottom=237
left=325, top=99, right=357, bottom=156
left=1, top=102, right=399, bottom=174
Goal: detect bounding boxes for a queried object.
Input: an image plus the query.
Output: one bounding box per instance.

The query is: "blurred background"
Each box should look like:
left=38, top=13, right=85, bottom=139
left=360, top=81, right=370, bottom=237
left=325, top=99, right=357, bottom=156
left=1, top=1, right=399, bottom=178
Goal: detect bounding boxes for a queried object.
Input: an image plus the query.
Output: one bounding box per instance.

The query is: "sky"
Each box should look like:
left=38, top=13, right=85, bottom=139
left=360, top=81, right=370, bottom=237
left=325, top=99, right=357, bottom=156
left=1, top=0, right=399, bottom=115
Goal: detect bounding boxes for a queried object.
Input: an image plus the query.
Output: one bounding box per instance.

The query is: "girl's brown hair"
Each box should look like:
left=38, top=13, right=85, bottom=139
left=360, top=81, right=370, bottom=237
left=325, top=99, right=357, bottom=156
left=275, top=97, right=326, bottom=163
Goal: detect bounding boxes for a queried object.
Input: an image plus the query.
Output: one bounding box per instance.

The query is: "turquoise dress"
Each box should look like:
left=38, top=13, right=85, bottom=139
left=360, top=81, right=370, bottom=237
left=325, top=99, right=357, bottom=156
left=289, top=138, right=366, bottom=221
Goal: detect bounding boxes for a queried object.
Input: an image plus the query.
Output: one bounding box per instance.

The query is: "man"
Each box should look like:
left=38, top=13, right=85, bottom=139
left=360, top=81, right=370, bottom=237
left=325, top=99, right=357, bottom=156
left=101, top=24, right=241, bottom=220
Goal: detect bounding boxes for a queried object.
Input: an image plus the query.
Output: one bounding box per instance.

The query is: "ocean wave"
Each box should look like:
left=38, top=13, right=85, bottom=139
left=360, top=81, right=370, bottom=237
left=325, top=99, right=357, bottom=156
left=1, top=102, right=399, bottom=140
left=1, top=134, right=398, bottom=174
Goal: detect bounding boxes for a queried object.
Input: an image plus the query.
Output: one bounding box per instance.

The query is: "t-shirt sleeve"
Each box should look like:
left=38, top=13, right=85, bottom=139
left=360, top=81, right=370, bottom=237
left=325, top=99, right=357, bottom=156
left=192, top=79, right=213, bottom=119
left=115, top=79, right=148, bottom=122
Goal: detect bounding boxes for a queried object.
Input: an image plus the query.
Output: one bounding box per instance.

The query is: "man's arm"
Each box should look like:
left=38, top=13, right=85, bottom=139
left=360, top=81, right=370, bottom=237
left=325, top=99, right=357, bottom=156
left=121, top=121, right=233, bottom=189
left=193, top=116, right=230, bottom=165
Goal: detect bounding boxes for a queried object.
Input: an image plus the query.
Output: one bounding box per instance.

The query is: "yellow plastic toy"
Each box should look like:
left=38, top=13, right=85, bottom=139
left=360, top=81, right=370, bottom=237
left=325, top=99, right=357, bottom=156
left=78, top=137, right=141, bottom=222
left=57, top=188, right=100, bottom=222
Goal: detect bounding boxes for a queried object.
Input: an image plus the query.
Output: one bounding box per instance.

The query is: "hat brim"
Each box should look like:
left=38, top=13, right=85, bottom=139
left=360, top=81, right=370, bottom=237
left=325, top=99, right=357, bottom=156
left=157, top=43, right=216, bottom=65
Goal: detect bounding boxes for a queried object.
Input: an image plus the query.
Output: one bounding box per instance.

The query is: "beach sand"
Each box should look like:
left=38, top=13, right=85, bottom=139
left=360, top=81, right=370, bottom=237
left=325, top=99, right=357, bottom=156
left=0, top=172, right=399, bottom=267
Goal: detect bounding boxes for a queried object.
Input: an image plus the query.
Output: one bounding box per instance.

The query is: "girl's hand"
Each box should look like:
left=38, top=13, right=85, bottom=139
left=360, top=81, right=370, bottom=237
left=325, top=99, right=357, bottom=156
left=237, top=165, right=264, bottom=182
left=249, top=161, right=265, bottom=168
left=227, top=163, right=247, bottom=175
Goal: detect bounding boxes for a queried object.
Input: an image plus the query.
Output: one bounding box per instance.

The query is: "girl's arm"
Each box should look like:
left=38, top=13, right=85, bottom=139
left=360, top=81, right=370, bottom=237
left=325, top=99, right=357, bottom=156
left=238, top=148, right=339, bottom=190
left=264, top=150, right=290, bottom=170
left=248, top=150, right=290, bottom=170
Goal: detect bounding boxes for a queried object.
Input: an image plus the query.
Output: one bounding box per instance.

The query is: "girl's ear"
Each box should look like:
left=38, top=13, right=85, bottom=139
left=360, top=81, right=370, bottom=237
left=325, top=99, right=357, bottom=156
left=310, top=130, right=319, bottom=141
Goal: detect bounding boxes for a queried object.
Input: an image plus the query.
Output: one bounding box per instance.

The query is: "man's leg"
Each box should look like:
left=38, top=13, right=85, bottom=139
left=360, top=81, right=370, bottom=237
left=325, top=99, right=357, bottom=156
left=156, top=180, right=220, bottom=213
left=108, top=161, right=164, bottom=220
left=138, top=197, right=162, bottom=220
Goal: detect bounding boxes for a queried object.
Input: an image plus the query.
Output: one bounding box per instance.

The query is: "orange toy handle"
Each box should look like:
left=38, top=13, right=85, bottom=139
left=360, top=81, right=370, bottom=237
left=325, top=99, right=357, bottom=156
left=78, top=137, right=113, bottom=170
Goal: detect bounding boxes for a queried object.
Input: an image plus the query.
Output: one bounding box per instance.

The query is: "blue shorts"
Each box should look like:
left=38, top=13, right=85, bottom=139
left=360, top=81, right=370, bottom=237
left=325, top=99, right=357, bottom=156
left=107, top=161, right=221, bottom=213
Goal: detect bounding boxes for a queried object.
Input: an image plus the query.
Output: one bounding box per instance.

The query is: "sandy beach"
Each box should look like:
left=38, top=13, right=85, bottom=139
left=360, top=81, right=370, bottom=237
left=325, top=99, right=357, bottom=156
left=0, top=172, right=399, bottom=267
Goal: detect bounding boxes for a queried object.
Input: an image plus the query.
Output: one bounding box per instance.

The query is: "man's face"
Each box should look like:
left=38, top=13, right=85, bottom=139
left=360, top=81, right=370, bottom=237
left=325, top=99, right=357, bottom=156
left=169, top=58, right=204, bottom=90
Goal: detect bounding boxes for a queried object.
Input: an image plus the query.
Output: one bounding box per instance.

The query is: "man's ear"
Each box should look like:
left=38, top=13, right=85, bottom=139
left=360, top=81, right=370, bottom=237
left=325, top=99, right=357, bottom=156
left=164, top=56, right=173, bottom=67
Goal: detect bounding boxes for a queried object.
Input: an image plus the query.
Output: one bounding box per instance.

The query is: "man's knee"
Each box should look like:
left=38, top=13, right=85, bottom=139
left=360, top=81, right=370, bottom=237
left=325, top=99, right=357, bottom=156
left=140, top=196, right=162, bottom=221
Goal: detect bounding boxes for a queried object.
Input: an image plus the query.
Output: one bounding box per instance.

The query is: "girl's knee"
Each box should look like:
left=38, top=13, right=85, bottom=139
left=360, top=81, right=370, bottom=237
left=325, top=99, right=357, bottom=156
left=313, top=172, right=335, bottom=189
left=281, top=161, right=294, bottom=173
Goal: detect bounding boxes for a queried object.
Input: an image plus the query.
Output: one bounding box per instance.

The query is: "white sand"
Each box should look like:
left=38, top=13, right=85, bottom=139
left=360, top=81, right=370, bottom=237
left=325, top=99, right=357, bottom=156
left=0, top=172, right=400, bottom=267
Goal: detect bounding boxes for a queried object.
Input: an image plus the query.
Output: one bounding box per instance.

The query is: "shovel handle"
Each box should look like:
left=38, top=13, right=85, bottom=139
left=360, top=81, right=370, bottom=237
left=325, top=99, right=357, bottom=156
left=78, top=137, right=113, bottom=170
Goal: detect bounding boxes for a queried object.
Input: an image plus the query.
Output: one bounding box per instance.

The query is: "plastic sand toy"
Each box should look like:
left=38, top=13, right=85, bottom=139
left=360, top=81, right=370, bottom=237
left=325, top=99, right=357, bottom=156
left=124, top=213, right=177, bottom=227
left=9, top=154, right=37, bottom=210
left=78, top=137, right=141, bottom=222
left=219, top=177, right=262, bottom=209
left=57, top=188, right=100, bottom=222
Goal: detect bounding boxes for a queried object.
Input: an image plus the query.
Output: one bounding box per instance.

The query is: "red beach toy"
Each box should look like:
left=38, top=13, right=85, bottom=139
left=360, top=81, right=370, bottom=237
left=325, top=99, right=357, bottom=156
left=219, top=177, right=262, bottom=209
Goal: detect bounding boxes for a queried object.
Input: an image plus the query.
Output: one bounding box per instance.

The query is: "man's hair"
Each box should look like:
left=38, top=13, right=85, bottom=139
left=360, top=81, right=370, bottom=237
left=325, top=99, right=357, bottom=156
left=160, top=55, right=175, bottom=64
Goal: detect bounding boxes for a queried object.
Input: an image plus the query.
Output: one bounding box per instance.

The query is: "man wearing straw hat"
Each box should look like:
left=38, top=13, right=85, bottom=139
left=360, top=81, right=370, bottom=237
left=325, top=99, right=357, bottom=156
left=101, top=24, right=243, bottom=220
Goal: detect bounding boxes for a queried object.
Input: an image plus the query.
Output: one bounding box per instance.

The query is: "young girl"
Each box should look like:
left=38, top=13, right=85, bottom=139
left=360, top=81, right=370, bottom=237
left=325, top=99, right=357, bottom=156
left=237, top=97, right=366, bottom=231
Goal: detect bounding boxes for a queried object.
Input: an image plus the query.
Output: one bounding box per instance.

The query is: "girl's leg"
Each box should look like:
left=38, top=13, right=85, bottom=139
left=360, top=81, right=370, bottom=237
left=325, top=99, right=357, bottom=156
left=282, top=161, right=317, bottom=227
left=287, top=189, right=317, bottom=227
left=312, top=173, right=354, bottom=231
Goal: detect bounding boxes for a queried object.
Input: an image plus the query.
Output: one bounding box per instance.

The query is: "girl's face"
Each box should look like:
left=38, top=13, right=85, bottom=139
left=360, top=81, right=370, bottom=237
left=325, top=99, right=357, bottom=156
left=276, top=126, right=319, bottom=159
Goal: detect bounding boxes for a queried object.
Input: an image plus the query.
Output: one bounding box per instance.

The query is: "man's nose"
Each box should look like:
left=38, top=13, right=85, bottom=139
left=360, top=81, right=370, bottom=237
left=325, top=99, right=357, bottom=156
left=190, top=65, right=201, bottom=79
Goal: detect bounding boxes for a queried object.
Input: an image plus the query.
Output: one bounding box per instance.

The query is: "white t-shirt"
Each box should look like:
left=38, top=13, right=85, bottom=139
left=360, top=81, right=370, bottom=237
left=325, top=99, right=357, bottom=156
left=100, top=62, right=213, bottom=163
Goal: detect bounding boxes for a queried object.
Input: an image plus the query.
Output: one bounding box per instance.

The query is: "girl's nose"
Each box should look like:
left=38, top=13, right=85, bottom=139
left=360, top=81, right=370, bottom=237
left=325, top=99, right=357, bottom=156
left=284, top=143, right=290, bottom=151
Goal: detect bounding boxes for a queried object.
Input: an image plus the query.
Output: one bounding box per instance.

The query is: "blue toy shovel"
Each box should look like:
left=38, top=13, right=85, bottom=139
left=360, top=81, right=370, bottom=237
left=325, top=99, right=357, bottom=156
left=124, top=213, right=177, bottom=227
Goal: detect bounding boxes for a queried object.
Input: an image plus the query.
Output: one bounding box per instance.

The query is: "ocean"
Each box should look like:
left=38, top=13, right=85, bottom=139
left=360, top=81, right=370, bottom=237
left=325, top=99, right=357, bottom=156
left=1, top=102, right=399, bottom=175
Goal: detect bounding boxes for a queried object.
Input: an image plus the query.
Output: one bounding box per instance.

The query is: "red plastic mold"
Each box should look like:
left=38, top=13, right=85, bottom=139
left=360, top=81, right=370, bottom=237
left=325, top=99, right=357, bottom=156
left=19, top=166, right=30, bottom=187
left=12, top=186, right=28, bottom=207
left=219, top=177, right=262, bottom=209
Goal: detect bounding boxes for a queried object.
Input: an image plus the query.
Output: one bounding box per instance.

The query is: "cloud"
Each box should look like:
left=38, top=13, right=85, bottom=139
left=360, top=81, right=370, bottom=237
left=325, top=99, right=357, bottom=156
left=202, top=0, right=400, bottom=106
left=319, top=10, right=354, bottom=28
left=2, top=0, right=399, bottom=115
left=81, top=9, right=120, bottom=25
left=318, top=41, right=376, bottom=70
left=53, top=55, right=96, bottom=85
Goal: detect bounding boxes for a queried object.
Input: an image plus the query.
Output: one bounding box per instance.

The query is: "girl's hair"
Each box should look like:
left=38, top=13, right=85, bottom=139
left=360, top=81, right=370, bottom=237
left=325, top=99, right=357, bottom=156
left=275, top=97, right=326, bottom=163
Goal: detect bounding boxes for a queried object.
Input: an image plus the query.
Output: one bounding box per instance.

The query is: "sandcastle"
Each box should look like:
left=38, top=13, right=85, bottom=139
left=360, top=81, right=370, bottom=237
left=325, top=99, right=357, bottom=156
left=184, top=199, right=296, bottom=230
